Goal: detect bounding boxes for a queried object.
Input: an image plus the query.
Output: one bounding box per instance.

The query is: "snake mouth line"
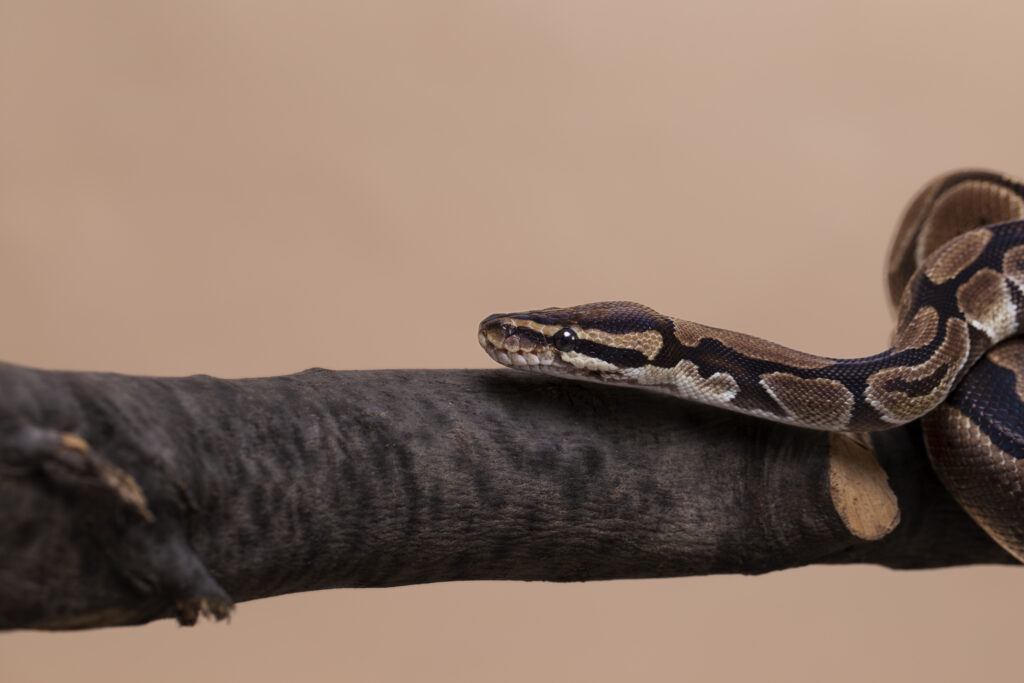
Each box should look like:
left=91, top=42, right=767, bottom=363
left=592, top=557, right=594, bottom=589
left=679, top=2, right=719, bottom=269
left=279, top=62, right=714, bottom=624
left=478, top=332, right=558, bottom=368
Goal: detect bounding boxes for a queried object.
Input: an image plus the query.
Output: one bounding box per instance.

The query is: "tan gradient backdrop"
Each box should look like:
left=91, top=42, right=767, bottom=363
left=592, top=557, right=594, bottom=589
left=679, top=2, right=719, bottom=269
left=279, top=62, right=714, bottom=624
left=1, top=1, right=1022, bottom=681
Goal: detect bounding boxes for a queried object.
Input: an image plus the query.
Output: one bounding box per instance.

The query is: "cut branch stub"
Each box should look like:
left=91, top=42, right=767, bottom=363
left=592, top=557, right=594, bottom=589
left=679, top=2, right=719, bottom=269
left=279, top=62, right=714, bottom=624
left=828, top=432, right=900, bottom=541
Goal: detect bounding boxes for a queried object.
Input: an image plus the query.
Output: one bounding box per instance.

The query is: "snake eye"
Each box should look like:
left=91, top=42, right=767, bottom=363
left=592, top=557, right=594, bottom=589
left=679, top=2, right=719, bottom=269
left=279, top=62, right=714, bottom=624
left=553, top=328, right=577, bottom=353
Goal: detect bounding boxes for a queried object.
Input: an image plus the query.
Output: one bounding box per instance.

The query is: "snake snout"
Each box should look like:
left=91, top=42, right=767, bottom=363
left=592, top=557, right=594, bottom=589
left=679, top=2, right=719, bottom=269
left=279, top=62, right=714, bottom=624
left=478, top=314, right=558, bottom=368
left=478, top=317, right=516, bottom=351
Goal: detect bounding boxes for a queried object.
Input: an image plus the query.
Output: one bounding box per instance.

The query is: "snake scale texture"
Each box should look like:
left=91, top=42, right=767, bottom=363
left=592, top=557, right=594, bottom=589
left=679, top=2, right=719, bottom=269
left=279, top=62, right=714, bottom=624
left=479, top=170, right=1024, bottom=561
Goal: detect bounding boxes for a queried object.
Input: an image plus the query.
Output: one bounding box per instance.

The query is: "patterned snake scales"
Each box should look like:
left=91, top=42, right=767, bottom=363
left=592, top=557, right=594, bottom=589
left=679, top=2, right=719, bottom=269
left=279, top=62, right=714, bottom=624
left=479, top=170, right=1024, bottom=561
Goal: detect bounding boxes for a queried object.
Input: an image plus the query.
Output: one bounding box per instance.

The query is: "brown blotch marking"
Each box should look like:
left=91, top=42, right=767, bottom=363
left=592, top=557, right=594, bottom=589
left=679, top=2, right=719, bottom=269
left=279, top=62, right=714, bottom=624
left=987, top=339, right=1024, bottom=403
left=923, top=228, right=992, bottom=285
left=892, top=305, right=939, bottom=351
left=672, top=319, right=709, bottom=347
left=583, top=328, right=663, bottom=360
left=917, top=180, right=1024, bottom=264
left=956, top=268, right=1016, bottom=340
left=759, top=373, right=854, bottom=429
left=672, top=319, right=835, bottom=370
left=888, top=173, right=947, bottom=307
left=1002, top=243, right=1024, bottom=292
left=865, top=317, right=970, bottom=424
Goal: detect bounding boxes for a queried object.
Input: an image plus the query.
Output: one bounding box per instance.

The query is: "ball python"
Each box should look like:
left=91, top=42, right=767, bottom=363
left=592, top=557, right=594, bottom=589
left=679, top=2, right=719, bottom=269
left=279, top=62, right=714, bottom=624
left=478, top=170, right=1024, bottom=561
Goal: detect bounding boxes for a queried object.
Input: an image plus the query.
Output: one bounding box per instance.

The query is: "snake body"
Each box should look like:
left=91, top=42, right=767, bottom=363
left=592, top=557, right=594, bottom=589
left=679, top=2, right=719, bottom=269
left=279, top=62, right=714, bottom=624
left=479, top=170, right=1024, bottom=560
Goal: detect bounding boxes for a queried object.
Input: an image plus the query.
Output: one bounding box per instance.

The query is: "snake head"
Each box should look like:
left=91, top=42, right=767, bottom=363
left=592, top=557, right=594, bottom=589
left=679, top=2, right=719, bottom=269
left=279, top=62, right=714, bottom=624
left=478, top=301, right=669, bottom=381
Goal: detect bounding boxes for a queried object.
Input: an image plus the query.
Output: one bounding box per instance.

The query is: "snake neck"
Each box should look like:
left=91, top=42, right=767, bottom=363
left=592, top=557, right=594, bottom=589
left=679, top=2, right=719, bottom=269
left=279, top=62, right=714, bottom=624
left=650, top=223, right=1024, bottom=430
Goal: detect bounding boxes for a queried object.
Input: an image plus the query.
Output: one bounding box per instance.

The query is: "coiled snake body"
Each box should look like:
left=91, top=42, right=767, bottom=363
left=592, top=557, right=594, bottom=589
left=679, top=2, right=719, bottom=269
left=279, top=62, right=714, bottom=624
left=479, top=170, right=1024, bottom=560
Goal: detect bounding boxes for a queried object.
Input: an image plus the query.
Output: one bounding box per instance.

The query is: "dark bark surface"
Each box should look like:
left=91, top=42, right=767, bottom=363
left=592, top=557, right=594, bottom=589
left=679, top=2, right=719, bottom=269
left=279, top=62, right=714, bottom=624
left=0, top=363, right=1014, bottom=630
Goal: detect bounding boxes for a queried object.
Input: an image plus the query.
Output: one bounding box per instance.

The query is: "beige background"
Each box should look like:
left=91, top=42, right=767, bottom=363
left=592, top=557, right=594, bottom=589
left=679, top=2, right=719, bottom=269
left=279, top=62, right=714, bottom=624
left=1, top=1, right=1022, bottom=680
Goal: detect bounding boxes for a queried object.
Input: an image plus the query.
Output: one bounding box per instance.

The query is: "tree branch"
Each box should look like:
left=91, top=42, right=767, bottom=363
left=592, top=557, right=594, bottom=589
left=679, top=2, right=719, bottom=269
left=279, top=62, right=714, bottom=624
left=0, top=363, right=1014, bottom=630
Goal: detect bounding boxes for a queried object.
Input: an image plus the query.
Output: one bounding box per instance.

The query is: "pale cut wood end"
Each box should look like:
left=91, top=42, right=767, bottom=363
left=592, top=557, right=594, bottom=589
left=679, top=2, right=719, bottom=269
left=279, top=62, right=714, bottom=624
left=828, top=432, right=900, bottom=541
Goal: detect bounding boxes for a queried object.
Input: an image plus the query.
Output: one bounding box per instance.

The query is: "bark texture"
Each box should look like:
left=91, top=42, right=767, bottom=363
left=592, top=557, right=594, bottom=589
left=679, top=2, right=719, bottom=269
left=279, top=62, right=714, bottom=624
left=0, top=363, right=1014, bottom=630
